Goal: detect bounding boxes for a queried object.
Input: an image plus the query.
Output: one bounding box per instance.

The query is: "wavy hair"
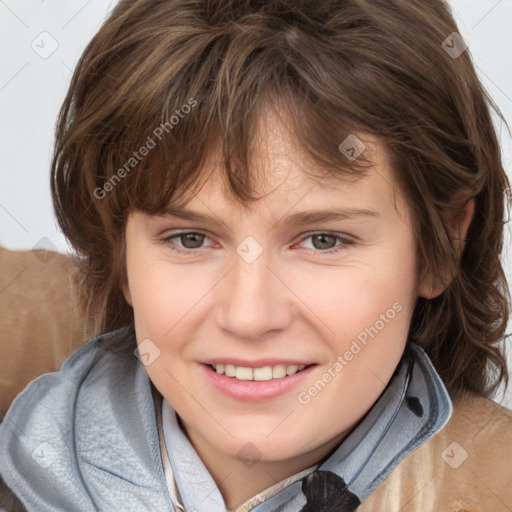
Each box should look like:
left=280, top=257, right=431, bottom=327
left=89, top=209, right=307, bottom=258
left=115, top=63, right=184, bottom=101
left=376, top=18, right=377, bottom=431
left=51, top=0, right=510, bottom=399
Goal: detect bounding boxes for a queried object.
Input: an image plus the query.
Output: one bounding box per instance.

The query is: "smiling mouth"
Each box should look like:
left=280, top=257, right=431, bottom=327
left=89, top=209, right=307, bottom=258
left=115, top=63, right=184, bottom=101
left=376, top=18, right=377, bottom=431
left=208, top=363, right=311, bottom=381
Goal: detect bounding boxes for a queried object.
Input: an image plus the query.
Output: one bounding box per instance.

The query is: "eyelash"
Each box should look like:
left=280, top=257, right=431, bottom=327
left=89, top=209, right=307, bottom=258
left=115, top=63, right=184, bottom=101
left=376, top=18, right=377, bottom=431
left=159, top=230, right=355, bottom=255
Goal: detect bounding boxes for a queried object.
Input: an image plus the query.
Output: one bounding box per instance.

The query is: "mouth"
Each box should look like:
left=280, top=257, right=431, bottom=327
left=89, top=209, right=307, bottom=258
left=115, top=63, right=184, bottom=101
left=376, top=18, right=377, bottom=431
left=206, top=363, right=312, bottom=381
left=201, top=360, right=317, bottom=401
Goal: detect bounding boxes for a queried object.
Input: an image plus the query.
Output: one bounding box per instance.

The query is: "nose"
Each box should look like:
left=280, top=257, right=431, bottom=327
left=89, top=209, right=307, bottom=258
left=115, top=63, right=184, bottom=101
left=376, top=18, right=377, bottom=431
left=215, top=250, right=294, bottom=341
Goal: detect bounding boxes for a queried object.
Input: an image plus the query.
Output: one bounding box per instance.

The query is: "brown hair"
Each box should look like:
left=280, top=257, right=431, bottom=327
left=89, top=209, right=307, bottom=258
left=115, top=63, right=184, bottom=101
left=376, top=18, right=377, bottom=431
left=51, top=0, right=510, bottom=399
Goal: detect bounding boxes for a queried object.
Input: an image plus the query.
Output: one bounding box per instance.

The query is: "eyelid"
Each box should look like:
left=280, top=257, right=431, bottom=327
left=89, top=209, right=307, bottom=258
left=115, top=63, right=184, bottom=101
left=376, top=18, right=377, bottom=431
left=160, top=229, right=215, bottom=247
left=160, top=229, right=356, bottom=254
left=293, top=230, right=355, bottom=242
left=292, top=231, right=355, bottom=252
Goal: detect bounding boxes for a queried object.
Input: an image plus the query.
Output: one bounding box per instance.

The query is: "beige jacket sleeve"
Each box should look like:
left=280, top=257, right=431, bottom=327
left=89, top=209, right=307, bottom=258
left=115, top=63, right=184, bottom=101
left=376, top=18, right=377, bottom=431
left=0, top=247, right=87, bottom=421
left=360, top=392, right=512, bottom=512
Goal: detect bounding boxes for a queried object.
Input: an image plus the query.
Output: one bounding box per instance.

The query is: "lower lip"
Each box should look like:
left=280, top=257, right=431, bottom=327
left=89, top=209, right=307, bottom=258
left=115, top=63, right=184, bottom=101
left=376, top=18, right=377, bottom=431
left=200, top=363, right=317, bottom=402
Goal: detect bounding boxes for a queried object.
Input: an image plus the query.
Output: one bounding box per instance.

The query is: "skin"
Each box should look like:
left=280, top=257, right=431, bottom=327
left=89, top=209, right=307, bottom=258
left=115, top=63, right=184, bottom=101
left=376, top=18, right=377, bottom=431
left=122, top=108, right=474, bottom=509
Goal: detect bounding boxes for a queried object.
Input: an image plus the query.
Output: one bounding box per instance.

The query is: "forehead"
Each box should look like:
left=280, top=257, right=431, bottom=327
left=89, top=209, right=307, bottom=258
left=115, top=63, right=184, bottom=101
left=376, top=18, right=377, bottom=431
left=148, top=104, right=409, bottom=227
left=195, top=107, right=388, bottom=193
left=247, top=106, right=386, bottom=190
left=170, top=156, right=409, bottom=233
left=194, top=118, right=402, bottom=213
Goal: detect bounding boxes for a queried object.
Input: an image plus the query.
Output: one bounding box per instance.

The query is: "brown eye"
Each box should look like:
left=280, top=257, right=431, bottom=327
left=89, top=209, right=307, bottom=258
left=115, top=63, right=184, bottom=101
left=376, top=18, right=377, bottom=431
left=178, top=232, right=206, bottom=249
left=161, top=231, right=212, bottom=254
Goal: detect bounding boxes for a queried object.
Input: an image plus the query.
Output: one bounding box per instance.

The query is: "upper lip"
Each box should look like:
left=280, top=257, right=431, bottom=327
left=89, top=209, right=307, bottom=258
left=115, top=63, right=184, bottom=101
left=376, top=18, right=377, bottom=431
left=202, top=358, right=314, bottom=368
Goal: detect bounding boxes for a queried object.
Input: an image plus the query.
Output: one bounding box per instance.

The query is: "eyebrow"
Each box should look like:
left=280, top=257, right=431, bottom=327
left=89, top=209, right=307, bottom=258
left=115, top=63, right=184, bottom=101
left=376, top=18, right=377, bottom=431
left=274, top=207, right=381, bottom=225
left=159, top=206, right=381, bottom=227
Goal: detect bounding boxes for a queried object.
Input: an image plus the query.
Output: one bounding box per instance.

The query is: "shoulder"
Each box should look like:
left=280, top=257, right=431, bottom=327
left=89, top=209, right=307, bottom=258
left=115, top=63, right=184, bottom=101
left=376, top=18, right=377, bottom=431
left=0, top=246, right=86, bottom=420
left=1, top=326, right=134, bottom=427
left=442, top=391, right=512, bottom=439
left=0, top=326, right=137, bottom=510
left=361, top=392, right=512, bottom=511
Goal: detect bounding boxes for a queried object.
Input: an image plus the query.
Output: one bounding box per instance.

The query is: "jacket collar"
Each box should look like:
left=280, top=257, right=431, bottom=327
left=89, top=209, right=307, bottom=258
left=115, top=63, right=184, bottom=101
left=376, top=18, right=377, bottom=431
left=0, top=327, right=451, bottom=512
left=159, top=342, right=452, bottom=511
left=0, top=327, right=174, bottom=511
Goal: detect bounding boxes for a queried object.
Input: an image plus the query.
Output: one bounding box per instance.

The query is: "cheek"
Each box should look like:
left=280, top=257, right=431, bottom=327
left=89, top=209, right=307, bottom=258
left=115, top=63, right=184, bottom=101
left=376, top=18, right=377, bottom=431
left=297, top=238, right=417, bottom=398
left=127, top=253, right=213, bottom=347
left=297, top=238, right=416, bottom=341
left=126, top=249, right=176, bottom=335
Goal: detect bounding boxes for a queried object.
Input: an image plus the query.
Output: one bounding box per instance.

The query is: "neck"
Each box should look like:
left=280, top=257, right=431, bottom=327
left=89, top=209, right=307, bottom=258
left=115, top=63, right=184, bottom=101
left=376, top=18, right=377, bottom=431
left=179, top=417, right=351, bottom=510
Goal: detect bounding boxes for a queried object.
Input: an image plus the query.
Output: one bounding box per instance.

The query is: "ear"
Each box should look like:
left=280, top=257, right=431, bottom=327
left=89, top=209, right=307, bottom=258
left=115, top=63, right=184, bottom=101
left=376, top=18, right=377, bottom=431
left=418, top=196, right=475, bottom=299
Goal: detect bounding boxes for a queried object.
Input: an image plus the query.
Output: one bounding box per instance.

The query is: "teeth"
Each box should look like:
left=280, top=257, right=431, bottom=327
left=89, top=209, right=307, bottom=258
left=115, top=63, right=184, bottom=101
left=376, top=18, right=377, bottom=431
left=286, top=365, right=298, bottom=376
left=225, top=364, right=236, bottom=377
left=272, top=364, right=287, bottom=378
left=253, top=366, right=273, bottom=381
left=235, top=367, right=253, bottom=380
left=211, top=363, right=307, bottom=380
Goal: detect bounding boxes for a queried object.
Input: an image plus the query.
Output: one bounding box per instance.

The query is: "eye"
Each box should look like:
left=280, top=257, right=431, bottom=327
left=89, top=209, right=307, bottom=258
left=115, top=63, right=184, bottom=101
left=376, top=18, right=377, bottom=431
left=161, top=231, right=213, bottom=253
left=295, top=232, right=355, bottom=253
left=160, top=230, right=354, bottom=255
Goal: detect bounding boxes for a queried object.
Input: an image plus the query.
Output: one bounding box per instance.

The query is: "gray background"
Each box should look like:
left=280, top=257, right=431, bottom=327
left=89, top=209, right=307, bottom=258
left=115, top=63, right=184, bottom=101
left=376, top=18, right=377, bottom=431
left=1, top=0, right=511, bottom=407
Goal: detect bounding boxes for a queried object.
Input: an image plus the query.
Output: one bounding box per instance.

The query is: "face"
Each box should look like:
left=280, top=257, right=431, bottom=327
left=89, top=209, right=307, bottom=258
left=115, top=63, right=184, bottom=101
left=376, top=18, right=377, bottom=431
left=122, top=110, right=424, bottom=468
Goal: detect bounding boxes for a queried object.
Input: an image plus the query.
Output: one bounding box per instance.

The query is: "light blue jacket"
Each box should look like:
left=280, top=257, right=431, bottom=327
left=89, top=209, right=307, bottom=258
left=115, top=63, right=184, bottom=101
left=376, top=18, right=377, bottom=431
left=0, top=327, right=452, bottom=511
